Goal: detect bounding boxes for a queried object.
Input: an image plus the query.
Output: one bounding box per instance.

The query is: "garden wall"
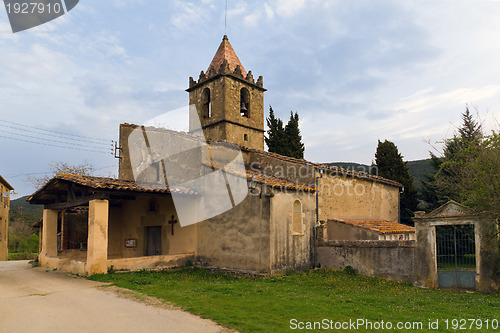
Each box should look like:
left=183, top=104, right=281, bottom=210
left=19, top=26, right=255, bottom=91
left=318, top=240, right=416, bottom=284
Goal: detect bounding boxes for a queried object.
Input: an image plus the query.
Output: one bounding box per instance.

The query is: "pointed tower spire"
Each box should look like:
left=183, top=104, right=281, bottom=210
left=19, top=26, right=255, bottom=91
left=208, top=35, right=247, bottom=76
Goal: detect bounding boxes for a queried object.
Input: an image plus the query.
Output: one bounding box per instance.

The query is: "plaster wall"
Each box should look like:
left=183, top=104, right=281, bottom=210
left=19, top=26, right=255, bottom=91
left=0, top=182, right=9, bottom=261
left=319, top=175, right=399, bottom=222
left=87, top=200, right=109, bottom=275
left=196, top=190, right=271, bottom=272
left=326, top=221, right=380, bottom=241
left=269, top=190, right=316, bottom=272
left=118, top=195, right=197, bottom=258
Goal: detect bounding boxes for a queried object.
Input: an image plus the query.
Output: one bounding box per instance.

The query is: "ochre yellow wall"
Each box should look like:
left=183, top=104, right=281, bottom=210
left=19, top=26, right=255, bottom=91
left=116, top=194, right=197, bottom=259
left=0, top=183, right=10, bottom=261
left=318, top=174, right=399, bottom=223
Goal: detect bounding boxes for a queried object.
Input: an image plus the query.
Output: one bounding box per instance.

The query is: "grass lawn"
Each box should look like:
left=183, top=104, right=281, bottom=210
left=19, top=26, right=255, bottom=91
left=8, top=252, right=37, bottom=261
left=89, top=267, right=500, bottom=332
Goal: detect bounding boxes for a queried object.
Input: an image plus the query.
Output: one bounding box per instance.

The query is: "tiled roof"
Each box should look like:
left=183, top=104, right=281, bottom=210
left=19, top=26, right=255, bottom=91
left=240, top=146, right=402, bottom=188
left=55, top=173, right=196, bottom=195
left=119, top=123, right=402, bottom=188
left=207, top=162, right=316, bottom=193
left=208, top=35, right=247, bottom=76
left=328, top=218, right=415, bottom=234
left=27, top=173, right=196, bottom=204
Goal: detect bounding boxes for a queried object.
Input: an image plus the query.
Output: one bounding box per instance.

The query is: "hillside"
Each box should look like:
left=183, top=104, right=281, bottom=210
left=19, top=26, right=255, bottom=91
left=9, top=196, right=43, bottom=226
left=406, top=159, right=436, bottom=189
left=326, top=159, right=435, bottom=190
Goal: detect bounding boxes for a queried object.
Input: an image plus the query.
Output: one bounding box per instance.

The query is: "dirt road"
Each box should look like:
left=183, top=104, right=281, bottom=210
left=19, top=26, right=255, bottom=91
left=0, top=261, right=226, bottom=333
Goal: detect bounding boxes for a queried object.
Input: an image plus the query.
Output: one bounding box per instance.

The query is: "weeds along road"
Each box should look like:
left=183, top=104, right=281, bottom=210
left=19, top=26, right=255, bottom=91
left=0, top=261, right=226, bottom=333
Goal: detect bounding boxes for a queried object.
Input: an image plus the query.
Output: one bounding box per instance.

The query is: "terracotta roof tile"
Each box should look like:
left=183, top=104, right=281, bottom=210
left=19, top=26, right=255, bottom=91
left=208, top=35, right=247, bottom=76
left=55, top=173, right=196, bottom=195
left=207, top=162, right=316, bottom=193
left=27, top=173, right=197, bottom=204
left=119, top=123, right=402, bottom=188
left=328, top=218, right=415, bottom=234
left=239, top=146, right=402, bottom=188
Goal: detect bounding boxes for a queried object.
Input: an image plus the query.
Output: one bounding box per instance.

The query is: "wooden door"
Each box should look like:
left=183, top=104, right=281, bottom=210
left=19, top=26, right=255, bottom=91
left=146, top=226, right=162, bottom=256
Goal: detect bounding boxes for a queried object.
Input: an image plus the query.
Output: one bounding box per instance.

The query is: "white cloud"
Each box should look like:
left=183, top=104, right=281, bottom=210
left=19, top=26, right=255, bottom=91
left=274, top=0, right=306, bottom=17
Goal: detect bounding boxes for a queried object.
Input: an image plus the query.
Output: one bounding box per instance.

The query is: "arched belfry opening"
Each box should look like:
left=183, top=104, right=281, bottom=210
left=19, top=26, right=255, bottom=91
left=240, top=88, right=250, bottom=117
left=201, top=88, right=211, bottom=118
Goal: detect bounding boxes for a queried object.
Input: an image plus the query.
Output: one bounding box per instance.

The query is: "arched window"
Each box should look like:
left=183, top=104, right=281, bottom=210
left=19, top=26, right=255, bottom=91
left=201, top=88, right=211, bottom=118
left=240, top=88, right=250, bottom=117
left=292, top=200, right=303, bottom=234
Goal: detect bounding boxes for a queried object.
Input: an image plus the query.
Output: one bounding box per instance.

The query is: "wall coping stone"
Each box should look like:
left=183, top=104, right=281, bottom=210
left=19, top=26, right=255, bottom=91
left=319, top=240, right=416, bottom=248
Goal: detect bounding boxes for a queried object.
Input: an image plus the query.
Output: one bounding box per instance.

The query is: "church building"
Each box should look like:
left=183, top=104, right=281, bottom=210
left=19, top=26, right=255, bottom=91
left=28, top=36, right=402, bottom=276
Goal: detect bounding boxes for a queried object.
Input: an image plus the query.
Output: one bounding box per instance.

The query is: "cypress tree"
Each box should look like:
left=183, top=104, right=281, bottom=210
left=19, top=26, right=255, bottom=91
left=284, top=112, right=305, bottom=159
left=265, top=107, right=305, bottom=159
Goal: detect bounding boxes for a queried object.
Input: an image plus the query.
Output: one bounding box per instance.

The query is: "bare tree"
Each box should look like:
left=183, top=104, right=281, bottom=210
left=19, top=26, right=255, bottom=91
left=29, top=161, right=95, bottom=190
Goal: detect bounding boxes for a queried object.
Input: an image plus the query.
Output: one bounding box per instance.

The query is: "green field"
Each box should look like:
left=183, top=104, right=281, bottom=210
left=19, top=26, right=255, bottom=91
left=89, top=267, right=500, bottom=332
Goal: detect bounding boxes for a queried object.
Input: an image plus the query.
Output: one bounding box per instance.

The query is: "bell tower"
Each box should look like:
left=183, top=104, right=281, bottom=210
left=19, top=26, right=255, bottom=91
left=187, top=35, right=266, bottom=150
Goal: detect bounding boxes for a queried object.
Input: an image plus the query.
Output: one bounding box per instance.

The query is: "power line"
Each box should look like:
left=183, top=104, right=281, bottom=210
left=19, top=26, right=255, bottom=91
left=7, top=165, right=117, bottom=178
left=0, top=119, right=111, bottom=144
left=0, top=134, right=112, bottom=154
left=0, top=122, right=109, bottom=146
left=1, top=129, right=110, bottom=151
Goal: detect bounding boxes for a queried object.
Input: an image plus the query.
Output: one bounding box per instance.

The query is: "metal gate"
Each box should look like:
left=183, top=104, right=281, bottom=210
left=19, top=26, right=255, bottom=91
left=436, top=224, right=476, bottom=290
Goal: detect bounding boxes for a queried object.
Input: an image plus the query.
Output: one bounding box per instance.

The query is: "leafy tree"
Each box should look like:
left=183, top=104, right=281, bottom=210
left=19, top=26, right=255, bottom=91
left=423, top=108, right=500, bottom=282
left=8, top=219, right=39, bottom=254
left=419, top=106, right=483, bottom=210
left=265, top=107, right=305, bottom=159
left=373, top=140, right=417, bottom=225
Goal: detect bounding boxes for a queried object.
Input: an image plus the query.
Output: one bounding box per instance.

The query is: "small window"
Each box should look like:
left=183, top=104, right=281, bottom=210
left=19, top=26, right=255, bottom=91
left=292, top=200, right=303, bottom=234
left=240, top=88, right=250, bottom=117
left=201, top=88, right=211, bottom=118
left=149, top=199, right=157, bottom=213
left=244, top=134, right=248, bottom=141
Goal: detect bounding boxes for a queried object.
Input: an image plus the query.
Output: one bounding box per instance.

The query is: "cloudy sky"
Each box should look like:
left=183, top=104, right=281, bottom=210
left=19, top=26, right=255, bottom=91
left=2, top=0, right=500, bottom=198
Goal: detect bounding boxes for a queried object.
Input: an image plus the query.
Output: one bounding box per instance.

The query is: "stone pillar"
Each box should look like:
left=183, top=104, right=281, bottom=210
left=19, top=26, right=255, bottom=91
left=413, top=218, right=438, bottom=289
left=0, top=216, right=7, bottom=261
left=42, top=209, right=58, bottom=257
left=87, top=200, right=109, bottom=275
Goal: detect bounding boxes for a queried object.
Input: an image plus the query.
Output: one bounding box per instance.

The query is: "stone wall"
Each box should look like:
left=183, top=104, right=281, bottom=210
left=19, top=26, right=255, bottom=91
left=318, top=240, right=416, bottom=284
left=188, top=73, right=265, bottom=150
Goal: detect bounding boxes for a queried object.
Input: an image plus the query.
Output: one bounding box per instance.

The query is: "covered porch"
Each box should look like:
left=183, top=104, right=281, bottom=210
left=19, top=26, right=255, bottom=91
left=28, top=174, right=198, bottom=276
